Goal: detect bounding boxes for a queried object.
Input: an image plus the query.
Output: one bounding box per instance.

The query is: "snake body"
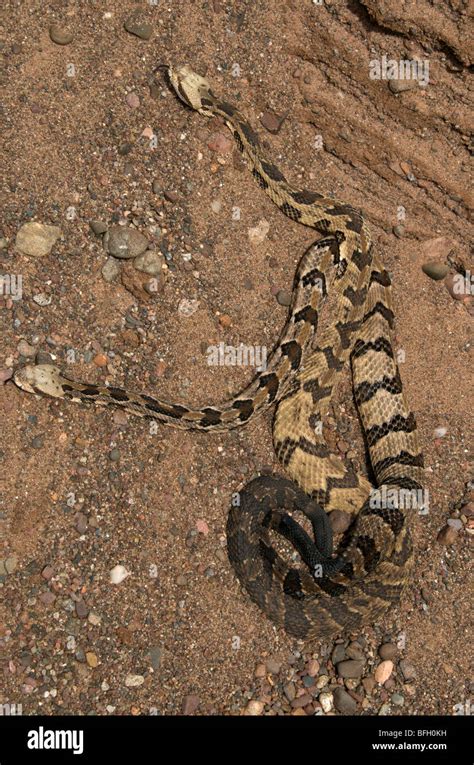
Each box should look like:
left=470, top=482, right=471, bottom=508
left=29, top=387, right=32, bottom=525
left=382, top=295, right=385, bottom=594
left=14, top=66, right=424, bottom=640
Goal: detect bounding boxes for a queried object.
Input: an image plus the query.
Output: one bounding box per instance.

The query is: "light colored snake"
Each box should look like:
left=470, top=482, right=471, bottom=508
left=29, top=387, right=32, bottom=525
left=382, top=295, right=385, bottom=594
left=14, top=65, right=424, bottom=639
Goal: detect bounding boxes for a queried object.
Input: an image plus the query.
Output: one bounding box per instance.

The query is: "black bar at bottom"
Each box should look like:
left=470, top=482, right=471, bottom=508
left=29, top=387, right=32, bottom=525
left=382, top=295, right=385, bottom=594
left=0, top=713, right=470, bottom=763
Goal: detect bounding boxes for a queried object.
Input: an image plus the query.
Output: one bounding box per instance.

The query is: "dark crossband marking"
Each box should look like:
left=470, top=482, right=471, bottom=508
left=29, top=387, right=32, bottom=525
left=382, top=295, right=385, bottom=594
left=352, top=247, right=373, bottom=271
left=301, top=267, right=327, bottom=292
left=365, top=413, right=417, bottom=448
left=141, top=396, right=189, bottom=419
left=373, top=450, right=424, bottom=477
left=356, top=534, right=380, bottom=572
left=261, top=160, right=286, bottom=182
left=239, top=121, right=260, bottom=147
left=321, top=344, right=345, bottom=370
left=200, top=407, right=223, bottom=427
left=107, top=387, right=132, bottom=402
left=344, top=285, right=367, bottom=306
left=233, top=130, right=244, bottom=152
left=283, top=570, right=305, bottom=599
left=352, top=336, right=394, bottom=359
left=63, top=384, right=99, bottom=397
left=354, top=372, right=402, bottom=405
left=232, top=398, right=255, bottom=421
left=294, top=305, right=319, bottom=327
left=361, top=301, right=394, bottom=326
left=218, top=101, right=237, bottom=117
left=336, top=319, right=362, bottom=349
left=280, top=202, right=302, bottom=221
left=291, top=189, right=324, bottom=204
left=303, top=378, right=332, bottom=403
left=258, top=372, right=280, bottom=402
left=281, top=340, right=302, bottom=370
left=252, top=168, right=269, bottom=189
left=369, top=269, right=391, bottom=287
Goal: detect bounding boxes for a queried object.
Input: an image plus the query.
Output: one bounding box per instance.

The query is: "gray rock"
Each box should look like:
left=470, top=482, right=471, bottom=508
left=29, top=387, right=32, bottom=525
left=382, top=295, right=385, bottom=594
left=399, top=659, right=416, bottom=682
left=276, top=289, right=292, bottom=307
left=124, top=18, right=152, bottom=40
left=104, top=226, right=148, bottom=259
left=346, top=642, right=365, bottom=661
left=4, top=555, right=18, bottom=574
left=388, top=79, right=417, bottom=94
left=90, top=220, right=108, bottom=235
left=331, top=643, right=346, bottom=665
left=101, top=257, right=120, bottom=283
left=336, top=659, right=364, bottom=679
left=378, top=643, right=398, bottom=661
left=422, top=261, right=449, bottom=281
left=148, top=645, right=164, bottom=670
left=49, top=24, right=74, bottom=45
left=333, top=687, right=357, bottom=714
left=133, top=250, right=164, bottom=276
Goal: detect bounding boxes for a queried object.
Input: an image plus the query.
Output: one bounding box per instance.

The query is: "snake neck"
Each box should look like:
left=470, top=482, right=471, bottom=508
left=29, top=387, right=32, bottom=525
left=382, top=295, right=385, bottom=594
left=203, top=96, right=371, bottom=253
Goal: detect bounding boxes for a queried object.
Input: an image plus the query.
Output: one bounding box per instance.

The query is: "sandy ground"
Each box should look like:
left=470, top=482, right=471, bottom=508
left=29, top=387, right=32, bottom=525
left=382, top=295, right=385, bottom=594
left=1, top=1, right=472, bottom=716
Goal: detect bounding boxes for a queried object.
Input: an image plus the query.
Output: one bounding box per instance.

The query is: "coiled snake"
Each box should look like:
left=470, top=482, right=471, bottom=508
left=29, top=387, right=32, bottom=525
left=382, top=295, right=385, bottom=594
left=14, top=66, right=424, bottom=640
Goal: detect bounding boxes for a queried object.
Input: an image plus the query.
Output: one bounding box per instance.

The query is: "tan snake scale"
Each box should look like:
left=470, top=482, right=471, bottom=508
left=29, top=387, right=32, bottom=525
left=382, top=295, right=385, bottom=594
left=14, top=66, right=424, bottom=640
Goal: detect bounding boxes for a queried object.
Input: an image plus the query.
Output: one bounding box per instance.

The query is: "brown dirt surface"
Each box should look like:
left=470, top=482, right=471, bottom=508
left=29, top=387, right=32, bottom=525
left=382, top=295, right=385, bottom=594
left=1, top=1, right=472, bottom=717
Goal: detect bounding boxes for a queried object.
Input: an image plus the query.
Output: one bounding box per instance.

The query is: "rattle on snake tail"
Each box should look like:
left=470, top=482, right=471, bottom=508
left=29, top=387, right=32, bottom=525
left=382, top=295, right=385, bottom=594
left=14, top=65, right=424, bottom=640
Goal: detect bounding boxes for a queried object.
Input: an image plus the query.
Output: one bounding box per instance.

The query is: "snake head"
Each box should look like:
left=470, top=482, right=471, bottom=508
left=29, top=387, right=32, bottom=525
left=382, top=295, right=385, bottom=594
left=13, top=364, right=64, bottom=398
left=168, top=65, right=215, bottom=116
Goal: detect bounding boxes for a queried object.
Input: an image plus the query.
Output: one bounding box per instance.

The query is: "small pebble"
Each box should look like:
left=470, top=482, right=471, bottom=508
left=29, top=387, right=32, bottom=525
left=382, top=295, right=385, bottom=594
left=49, top=24, right=74, bottom=45
left=32, top=293, right=52, bottom=306
left=337, top=659, right=364, bottom=679
left=392, top=224, right=405, bottom=238
left=134, top=250, right=163, bottom=276
left=86, top=652, right=98, bottom=668
left=319, top=691, right=334, bottom=713
left=182, top=694, right=200, bottom=715
left=244, top=700, right=264, bottom=716
left=41, top=565, right=54, bottom=580
left=207, top=133, right=233, bottom=154
left=75, top=600, right=89, bottom=619
left=126, top=93, right=140, bottom=109
left=378, top=643, right=397, bottom=661
left=101, top=257, right=120, bottom=283
left=260, top=110, right=286, bottom=134
left=17, top=340, right=36, bottom=358
left=0, top=368, right=13, bottom=384
left=374, top=660, right=394, bottom=685
left=333, top=687, right=357, bottom=714
left=90, top=220, right=108, bottom=236
left=4, top=556, right=18, bottom=574
left=93, top=353, right=108, bottom=367
left=276, top=289, right=292, bottom=307
left=125, top=674, right=145, bottom=687
left=422, top=261, right=449, bottom=281
left=110, top=565, right=130, bottom=584
left=388, top=79, right=417, bottom=94
left=178, top=298, right=199, bottom=317
left=437, top=524, right=458, bottom=545
left=248, top=219, right=270, bottom=245
left=148, top=645, right=163, bottom=670
left=399, top=659, right=416, bottom=682
left=104, top=226, right=148, bottom=259
left=124, top=18, right=152, bottom=40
